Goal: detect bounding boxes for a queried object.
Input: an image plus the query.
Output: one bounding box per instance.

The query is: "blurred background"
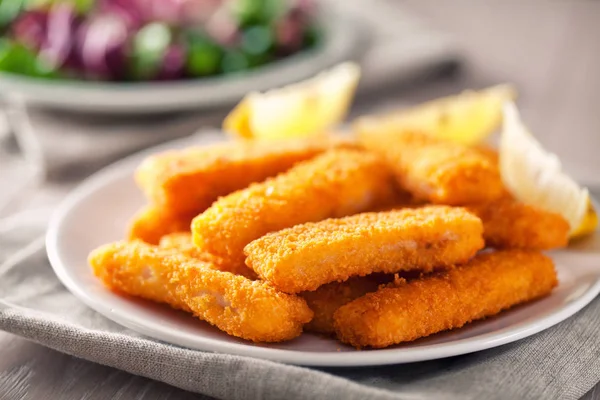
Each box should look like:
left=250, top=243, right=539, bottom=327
left=0, top=0, right=599, bottom=214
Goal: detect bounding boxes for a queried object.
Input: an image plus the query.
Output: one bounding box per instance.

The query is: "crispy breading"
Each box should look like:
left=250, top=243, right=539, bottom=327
left=158, top=232, right=200, bottom=255
left=192, top=149, right=397, bottom=263
left=473, top=144, right=500, bottom=164
left=244, top=206, right=484, bottom=293
left=301, top=274, right=393, bottom=335
left=358, top=130, right=504, bottom=205
left=136, top=136, right=356, bottom=216
left=373, top=196, right=566, bottom=250
left=128, top=206, right=195, bottom=245
left=159, top=233, right=256, bottom=278
left=334, top=250, right=557, bottom=348
left=469, top=198, right=570, bottom=250
left=89, top=241, right=312, bottom=342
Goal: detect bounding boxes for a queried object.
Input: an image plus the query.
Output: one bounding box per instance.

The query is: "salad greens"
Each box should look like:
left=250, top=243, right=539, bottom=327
left=0, top=0, right=320, bottom=81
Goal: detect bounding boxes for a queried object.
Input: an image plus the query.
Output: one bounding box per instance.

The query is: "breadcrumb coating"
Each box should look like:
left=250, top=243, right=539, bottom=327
left=158, top=232, right=200, bottom=255
left=158, top=233, right=256, bottom=278
left=358, top=130, right=504, bottom=205
left=301, top=274, right=393, bottom=335
left=192, top=149, right=397, bottom=263
left=128, top=206, right=195, bottom=245
left=334, top=250, right=557, bottom=348
left=136, top=136, right=356, bottom=216
left=244, top=206, right=484, bottom=293
left=469, top=198, right=569, bottom=250
left=89, top=241, right=313, bottom=342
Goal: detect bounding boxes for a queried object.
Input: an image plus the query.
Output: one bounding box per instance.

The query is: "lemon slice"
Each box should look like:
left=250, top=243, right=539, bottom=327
left=500, top=101, right=597, bottom=237
left=354, top=84, right=516, bottom=146
left=224, top=62, right=361, bottom=140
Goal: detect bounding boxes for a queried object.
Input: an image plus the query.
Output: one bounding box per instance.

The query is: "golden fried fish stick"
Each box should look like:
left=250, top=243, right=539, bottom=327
left=301, top=275, right=393, bottom=335
left=245, top=206, right=484, bottom=293
left=474, top=144, right=500, bottom=164
left=358, top=130, right=504, bottom=205
left=469, top=198, right=569, bottom=250
left=158, top=232, right=199, bottom=254
left=158, top=233, right=257, bottom=278
left=192, top=149, right=396, bottom=263
left=89, top=241, right=312, bottom=342
left=334, top=250, right=557, bottom=348
left=136, top=136, right=356, bottom=216
left=128, top=206, right=195, bottom=245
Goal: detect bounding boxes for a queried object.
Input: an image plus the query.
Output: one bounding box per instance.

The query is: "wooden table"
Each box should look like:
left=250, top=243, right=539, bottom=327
left=1, top=1, right=599, bottom=399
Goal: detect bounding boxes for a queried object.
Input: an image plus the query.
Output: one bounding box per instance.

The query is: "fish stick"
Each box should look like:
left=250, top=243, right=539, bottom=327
left=136, top=136, right=356, bottom=216
left=159, top=233, right=257, bottom=278
left=474, top=144, right=500, bottom=164
left=128, top=206, right=195, bottom=245
left=244, top=206, right=484, bottom=293
left=334, top=250, right=557, bottom=348
left=89, top=241, right=313, bottom=342
left=192, top=149, right=397, bottom=263
left=358, top=130, right=504, bottom=205
left=301, top=275, right=393, bottom=335
left=158, top=232, right=200, bottom=255
left=469, top=198, right=569, bottom=250
left=374, top=197, right=566, bottom=250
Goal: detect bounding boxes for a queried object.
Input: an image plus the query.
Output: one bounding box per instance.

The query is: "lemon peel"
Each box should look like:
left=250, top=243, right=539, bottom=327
left=224, top=62, right=361, bottom=140
left=499, top=101, right=596, bottom=237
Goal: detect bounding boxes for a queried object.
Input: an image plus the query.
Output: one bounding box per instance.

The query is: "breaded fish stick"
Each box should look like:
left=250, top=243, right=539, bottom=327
left=89, top=241, right=312, bottom=342
left=193, top=149, right=396, bottom=263
left=136, top=136, right=355, bottom=216
left=469, top=198, right=569, bottom=250
left=334, top=250, right=557, bottom=348
left=128, top=206, right=195, bottom=245
left=358, top=130, right=504, bottom=205
left=159, top=233, right=256, bottom=278
left=301, top=275, right=393, bottom=335
left=245, top=206, right=484, bottom=293
left=158, top=232, right=200, bottom=256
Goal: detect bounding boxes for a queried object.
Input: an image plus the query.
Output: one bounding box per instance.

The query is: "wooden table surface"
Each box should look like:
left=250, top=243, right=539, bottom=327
left=1, top=1, right=599, bottom=399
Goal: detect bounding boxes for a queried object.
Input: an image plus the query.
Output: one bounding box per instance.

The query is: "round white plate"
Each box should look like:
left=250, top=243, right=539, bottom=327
left=47, top=133, right=600, bottom=367
left=0, top=12, right=367, bottom=115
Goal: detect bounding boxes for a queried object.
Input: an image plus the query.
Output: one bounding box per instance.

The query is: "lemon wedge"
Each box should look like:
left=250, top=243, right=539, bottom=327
left=499, top=101, right=597, bottom=237
left=354, top=84, right=516, bottom=146
left=223, top=62, right=361, bottom=140
left=571, top=199, right=599, bottom=239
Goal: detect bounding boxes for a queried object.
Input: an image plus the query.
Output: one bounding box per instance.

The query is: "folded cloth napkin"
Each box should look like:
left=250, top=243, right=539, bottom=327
left=0, top=206, right=599, bottom=400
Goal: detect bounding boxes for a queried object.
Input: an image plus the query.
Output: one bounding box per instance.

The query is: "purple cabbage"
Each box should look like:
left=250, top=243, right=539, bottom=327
left=77, top=14, right=129, bottom=79
left=97, top=0, right=145, bottom=30
left=157, top=43, right=186, bottom=80
left=11, top=10, right=48, bottom=51
left=37, top=3, right=81, bottom=71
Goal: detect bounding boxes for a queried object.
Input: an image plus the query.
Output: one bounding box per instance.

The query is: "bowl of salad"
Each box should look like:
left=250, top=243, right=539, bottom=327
left=0, top=0, right=368, bottom=113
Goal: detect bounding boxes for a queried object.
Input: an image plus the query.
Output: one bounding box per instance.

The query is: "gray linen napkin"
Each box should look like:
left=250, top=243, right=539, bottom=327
left=0, top=206, right=599, bottom=400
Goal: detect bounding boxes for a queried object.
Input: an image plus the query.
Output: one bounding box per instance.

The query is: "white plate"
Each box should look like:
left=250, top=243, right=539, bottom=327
left=46, top=133, right=600, bottom=367
left=0, top=11, right=368, bottom=114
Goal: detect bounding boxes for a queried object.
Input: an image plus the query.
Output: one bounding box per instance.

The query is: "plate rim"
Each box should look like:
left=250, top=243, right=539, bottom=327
left=46, top=134, right=600, bottom=367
